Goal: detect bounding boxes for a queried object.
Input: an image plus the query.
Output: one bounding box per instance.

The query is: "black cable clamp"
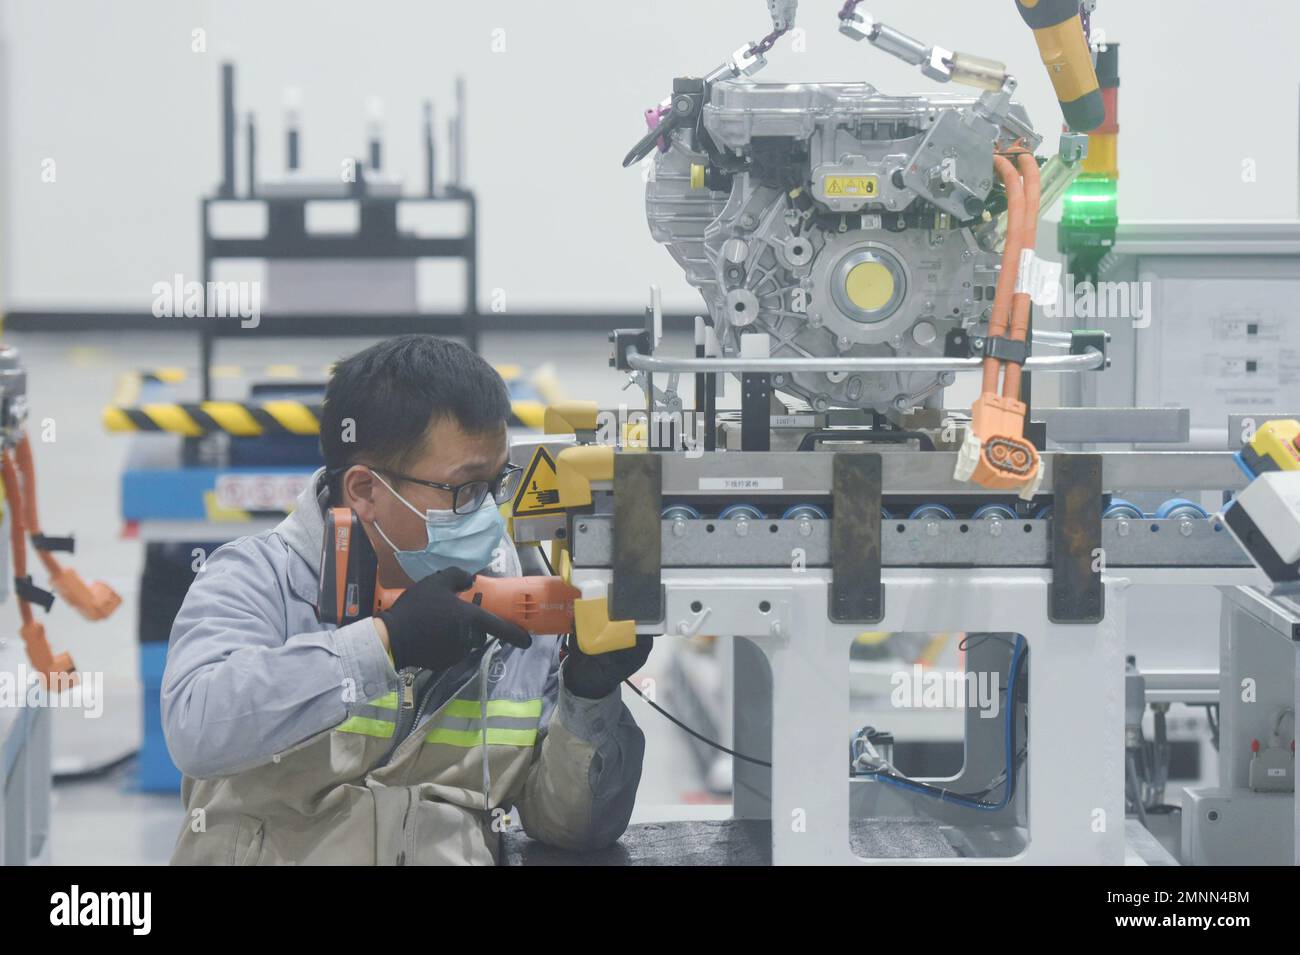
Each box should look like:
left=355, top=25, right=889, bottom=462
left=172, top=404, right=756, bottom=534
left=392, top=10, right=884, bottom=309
left=982, top=335, right=1031, bottom=365
left=609, top=328, right=652, bottom=372
left=32, top=533, right=75, bottom=553
left=14, top=575, right=56, bottom=612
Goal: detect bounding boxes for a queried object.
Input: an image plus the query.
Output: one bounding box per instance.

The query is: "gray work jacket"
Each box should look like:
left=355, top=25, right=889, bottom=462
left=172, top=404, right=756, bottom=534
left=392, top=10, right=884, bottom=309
left=161, top=469, right=644, bottom=864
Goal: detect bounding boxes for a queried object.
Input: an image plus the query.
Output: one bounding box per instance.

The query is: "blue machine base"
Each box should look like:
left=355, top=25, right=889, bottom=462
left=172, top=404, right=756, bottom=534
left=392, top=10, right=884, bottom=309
left=137, top=641, right=181, bottom=793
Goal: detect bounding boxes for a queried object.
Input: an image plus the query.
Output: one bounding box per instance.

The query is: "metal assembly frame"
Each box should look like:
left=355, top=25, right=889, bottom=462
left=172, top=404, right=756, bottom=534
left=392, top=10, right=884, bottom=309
left=550, top=442, right=1270, bottom=863
left=571, top=566, right=1130, bottom=864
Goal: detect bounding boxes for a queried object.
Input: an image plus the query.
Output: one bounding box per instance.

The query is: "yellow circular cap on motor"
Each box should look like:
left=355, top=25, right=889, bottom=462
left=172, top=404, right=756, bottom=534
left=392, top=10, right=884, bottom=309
left=689, top=164, right=705, bottom=190
left=844, top=260, right=895, bottom=312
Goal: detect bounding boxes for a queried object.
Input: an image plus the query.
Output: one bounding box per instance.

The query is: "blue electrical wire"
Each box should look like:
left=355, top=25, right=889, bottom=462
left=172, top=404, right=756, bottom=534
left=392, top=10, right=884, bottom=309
left=853, top=635, right=1026, bottom=812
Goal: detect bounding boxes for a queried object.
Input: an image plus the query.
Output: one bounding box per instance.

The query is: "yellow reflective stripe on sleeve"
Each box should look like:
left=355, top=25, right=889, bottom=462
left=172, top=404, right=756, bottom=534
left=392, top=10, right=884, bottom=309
left=425, top=727, right=539, bottom=747
left=370, top=691, right=399, bottom=710
left=444, top=698, right=543, bottom=719
left=336, top=716, right=396, bottom=738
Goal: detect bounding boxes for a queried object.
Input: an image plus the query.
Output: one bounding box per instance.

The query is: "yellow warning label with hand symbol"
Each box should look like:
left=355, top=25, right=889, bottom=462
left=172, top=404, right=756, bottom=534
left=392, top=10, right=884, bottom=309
left=513, top=446, right=565, bottom=516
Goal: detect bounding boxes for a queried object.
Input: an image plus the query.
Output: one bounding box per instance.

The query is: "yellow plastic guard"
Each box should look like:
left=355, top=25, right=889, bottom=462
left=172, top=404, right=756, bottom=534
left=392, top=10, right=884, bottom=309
left=555, top=445, right=614, bottom=508
left=544, top=401, right=600, bottom=435
left=573, top=596, right=638, bottom=655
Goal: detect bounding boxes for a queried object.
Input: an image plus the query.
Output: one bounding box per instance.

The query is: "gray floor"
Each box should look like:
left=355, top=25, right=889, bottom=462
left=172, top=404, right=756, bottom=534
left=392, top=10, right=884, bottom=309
left=5, top=327, right=712, bottom=865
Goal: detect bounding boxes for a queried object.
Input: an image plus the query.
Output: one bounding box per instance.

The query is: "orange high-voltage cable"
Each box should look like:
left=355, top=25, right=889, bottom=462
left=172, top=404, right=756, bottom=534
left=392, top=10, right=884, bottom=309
left=962, top=152, right=1042, bottom=492
left=2, top=448, right=75, bottom=686
left=1000, top=152, right=1043, bottom=403
left=980, top=154, right=1026, bottom=397
left=14, top=435, right=121, bottom=620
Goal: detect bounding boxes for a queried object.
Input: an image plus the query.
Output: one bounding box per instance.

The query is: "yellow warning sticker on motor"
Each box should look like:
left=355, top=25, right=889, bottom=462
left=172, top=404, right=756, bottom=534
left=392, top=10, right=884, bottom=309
left=823, top=175, right=878, bottom=198
left=513, top=446, right=564, bottom=516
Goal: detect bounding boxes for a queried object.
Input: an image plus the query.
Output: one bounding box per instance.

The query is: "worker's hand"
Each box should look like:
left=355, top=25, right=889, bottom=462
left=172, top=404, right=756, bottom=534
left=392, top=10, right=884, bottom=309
left=561, top=633, right=653, bottom=700
left=377, top=567, right=531, bottom=672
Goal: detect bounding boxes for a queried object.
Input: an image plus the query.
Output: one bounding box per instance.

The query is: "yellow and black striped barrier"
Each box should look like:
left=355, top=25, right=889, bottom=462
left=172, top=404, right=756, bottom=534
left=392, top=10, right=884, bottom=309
left=105, top=362, right=560, bottom=436
left=103, top=401, right=322, bottom=437
left=103, top=399, right=546, bottom=436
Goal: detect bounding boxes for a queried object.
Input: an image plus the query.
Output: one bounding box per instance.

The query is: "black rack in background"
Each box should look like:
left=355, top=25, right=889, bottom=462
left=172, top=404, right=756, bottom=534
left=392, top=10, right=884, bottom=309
left=198, top=62, right=478, bottom=400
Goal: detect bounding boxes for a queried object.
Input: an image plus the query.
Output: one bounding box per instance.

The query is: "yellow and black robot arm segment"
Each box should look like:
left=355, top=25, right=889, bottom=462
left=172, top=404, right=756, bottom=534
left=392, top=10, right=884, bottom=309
left=1015, top=0, right=1104, bottom=132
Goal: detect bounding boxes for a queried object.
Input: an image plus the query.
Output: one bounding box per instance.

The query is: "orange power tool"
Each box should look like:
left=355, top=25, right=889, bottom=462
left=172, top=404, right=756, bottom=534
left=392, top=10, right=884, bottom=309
left=316, top=507, right=578, bottom=635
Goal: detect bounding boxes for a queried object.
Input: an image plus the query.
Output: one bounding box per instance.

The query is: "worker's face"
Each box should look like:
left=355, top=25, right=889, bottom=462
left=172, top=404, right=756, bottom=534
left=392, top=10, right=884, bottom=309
left=343, top=417, right=508, bottom=587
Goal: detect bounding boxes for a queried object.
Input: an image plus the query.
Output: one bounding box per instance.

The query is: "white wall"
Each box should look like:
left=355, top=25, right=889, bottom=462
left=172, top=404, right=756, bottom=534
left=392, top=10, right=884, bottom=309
left=3, top=0, right=1299, bottom=313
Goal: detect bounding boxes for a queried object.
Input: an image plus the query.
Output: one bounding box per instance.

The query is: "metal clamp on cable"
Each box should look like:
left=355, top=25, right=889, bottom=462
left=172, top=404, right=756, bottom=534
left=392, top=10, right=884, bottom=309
left=982, top=335, right=1031, bottom=366
left=31, top=532, right=75, bottom=553
left=15, top=575, right=55, bottom=612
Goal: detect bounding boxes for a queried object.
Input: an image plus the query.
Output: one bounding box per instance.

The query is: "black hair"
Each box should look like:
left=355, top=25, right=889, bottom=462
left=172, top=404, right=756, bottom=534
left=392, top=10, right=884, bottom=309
left=320, top=335, right=511, bottom=497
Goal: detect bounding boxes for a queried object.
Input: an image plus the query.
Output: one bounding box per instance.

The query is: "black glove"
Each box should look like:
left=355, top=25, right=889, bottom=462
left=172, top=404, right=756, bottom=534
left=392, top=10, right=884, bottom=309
left=378, top=567, right=531, bottom=671
left=561, top=633, right=653, bottom=700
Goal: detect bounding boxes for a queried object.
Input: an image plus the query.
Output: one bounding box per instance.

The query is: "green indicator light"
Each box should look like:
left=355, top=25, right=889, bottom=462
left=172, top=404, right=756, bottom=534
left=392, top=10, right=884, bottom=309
left=1062, top=175, right=1118, bottom=219
left=1059, top=174, right=1118, bottom=254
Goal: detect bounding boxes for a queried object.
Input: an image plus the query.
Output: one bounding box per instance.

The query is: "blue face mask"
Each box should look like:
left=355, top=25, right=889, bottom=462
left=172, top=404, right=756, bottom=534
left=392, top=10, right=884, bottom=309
left=369, top=470, right=505, bottom=581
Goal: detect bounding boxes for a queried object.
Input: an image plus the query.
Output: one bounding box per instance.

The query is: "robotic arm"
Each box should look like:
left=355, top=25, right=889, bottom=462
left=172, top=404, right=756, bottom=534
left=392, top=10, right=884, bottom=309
left=625, top=0, right=1100, bottom=167
left=837, top=0, right=1104, bottom=131
left=837, top=1, right=968, bottom=86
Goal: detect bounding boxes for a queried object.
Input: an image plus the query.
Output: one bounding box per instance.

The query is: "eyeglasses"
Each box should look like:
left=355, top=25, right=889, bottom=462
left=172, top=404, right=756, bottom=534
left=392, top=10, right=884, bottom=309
left=377, top=464, right=524, bottom=515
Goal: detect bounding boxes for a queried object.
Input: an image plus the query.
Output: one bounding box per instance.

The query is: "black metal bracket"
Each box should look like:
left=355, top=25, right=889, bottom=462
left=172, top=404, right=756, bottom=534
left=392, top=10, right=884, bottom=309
left=830, top=453, right=884, bottom=624
left=1070, top=329, right=1109, bottom=361
left=31, top=533, right=75, bottom=553
left=609, top=329, right=652, bottom=373
left=610, top=453, right=663, bottom=624
left=1049, top=453, right=1104, bottom=623
left=944, top=328, right=974, bottom=358
left=741, top=374, right=771, bottom=451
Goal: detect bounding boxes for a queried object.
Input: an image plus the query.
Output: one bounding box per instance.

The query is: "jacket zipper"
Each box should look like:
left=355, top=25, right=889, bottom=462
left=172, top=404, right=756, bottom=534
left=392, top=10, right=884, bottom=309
left=406, top=670, right=442, bottom=744
left=383, top=669, right=420, bottom=764
left=380, top=645, right=499, bottom=863
left=381, top=648, right=482, bottom=767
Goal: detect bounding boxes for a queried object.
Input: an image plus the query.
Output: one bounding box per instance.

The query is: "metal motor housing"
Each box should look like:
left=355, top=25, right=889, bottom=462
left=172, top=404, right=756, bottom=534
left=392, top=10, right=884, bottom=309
left=646, top=80, right=1035, bottom=414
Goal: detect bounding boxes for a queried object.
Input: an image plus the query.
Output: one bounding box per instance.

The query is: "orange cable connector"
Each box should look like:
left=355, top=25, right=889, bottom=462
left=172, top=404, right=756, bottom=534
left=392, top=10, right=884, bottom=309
left=957, top=153, right=1044, bottom=496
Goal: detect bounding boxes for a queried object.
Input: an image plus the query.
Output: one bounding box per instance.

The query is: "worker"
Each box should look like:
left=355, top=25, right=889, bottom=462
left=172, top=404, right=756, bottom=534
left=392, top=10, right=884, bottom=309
left=162, top=334, right=652, bottom=864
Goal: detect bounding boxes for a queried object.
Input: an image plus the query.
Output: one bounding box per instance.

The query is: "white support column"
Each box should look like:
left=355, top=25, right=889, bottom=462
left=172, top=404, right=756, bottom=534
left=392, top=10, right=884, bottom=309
left=761, top=578, right=854, bottom=864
